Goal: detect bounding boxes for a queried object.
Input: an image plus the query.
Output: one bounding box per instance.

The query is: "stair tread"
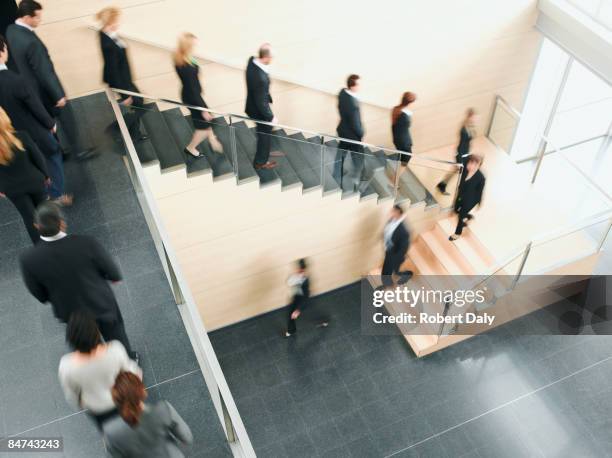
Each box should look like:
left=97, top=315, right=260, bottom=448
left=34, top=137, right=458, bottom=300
left=133, top=138, right=159, bottom=165
left=233, top=122, right=281, bottom=186
left=271, top=131, right=321, bottom=191
left=437, top=218, right=496, bottom=274
left=213, top=118, right=258, bottom=183
left=161, top=108, right=212, bottom=176
left=420, top=230, right=475, bottom=276
left=141, top=103, right=185, bottom=171
left=290, top=133, right=340, bottom=193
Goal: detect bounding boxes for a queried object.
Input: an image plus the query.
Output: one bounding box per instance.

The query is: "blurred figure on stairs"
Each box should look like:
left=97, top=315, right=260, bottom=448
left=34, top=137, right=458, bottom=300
left=335, top=74, right=365, bottom=192
left=391, top=91, right=416, bottom=166
left=436, top=107, right=478, bottom=196
left=380, top=204, right=413, bottom=289
left=174, top=32, right=223, bottom=158
left=97, top=6, right=147, bottom=143
left=245, top=43, right=279, bottom=170
left=449, top=154, right=485, bottom=241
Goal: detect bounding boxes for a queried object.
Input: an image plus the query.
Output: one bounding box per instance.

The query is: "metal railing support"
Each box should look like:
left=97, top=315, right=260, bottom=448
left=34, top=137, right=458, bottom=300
left=598, top=218, right=612, bottom=252
left=511, top=242, right=532, bottom=290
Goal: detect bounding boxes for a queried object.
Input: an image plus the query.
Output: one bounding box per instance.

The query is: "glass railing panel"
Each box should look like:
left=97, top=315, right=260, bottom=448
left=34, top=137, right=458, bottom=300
left=488, top=98, right=520, bottom=154
left=404, top=156, right=462, bottom=209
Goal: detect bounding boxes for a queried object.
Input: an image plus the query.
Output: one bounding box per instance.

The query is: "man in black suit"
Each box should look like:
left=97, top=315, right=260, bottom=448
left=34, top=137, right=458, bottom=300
left=245, top=43, right=278, bottom=170
left=335, top=74, right=365, bottom=192
left=0, top=0, right=17, bottom=38
left=6, top=0, right=92, bottom=161
left=0, top=35, right=68, bottom=203
left=381, top=205, right=413, bottom=288
left=20, top=202, right=138, bottom=361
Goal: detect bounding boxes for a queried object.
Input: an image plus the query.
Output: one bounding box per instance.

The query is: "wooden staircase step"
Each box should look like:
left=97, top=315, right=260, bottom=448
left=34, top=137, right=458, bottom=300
left=420, top=228, right=476, bottom=276
left=437, top=217, right=496, bottom=272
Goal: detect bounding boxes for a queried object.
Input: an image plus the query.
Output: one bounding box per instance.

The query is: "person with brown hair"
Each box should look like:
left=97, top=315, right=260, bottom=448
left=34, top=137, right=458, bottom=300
left=449, top=154, right=485, bottom=241
left=391, top=91, right=416, bottom=165
left=437, top=107, right=478, bottom=195
left=97, top=6, right=146, bottom=141
left=103, top=371, right=193, bottom=457
left=174, top=32, right=223, bottom=158
left=0, top=107, right=49, bottom=243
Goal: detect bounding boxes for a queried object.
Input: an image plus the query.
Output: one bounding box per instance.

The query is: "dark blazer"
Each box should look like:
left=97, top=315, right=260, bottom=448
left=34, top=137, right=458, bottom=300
left=20, top=234, right=122, bottom=322
left=0, top=68, right=55, bottom=148
left=392, top=111, right=412, bottom=151
left=99, top=31, right=133, bottom=91
left=0, top=1, right=17, bottom=37
left=337, top=89, right=363, bottom=141
left=456, top=169, right=485, bottom=213
left=0, top=131, right=48, bottom=196
left=386, top=221, right=410, bottom=262
left=103, top=401, right=193, bottom=458
left=244, top=57, right=273, bottom=121
left=175, top=62, right=207, bottom=109
left=456, top=126, right=472, bottom=163
left=6, top=23, right=65, bottom=115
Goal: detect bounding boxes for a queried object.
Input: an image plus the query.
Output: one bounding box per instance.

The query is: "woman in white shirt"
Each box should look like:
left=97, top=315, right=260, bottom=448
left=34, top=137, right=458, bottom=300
left=58, top=310, right=141, bottom=429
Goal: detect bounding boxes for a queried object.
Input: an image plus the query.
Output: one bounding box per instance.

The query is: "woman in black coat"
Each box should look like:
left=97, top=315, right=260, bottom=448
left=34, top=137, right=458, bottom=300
left=449, top=154, right=485, bottom=240
left=97, top=7, right=145, bottom=140
left=437, top=107, right=478, bottom=195
left=174, top=33, right=223, bottom=158
left=0, top=108, right=49, bottom=243
left=391, top=91, right=416, bottom=165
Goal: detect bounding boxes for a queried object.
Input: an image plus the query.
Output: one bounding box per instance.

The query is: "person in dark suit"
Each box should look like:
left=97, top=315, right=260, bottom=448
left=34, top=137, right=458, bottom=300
left=96, top=7, right=146, bottom=142
left=335, top=74, right=365, bottom=192
left=0, top=0, right=17, bottom=38
left=245, top=44, right=278, bottom=170
left=20, top=202, right=139, bottom=361
left=284, top=259, right=328, bottom=337
left=0, top=108, right=49, bottom=243
left=173, top=32, right=223, bottom=158
left=381, top=205, right=413, bottom=288
left=437, top=108, right=478, bottom=195
left=449, top=154, right=485, bottom=240
left=0, top=35, right=70, bottom=205
left=391, top=91, right=416, bottom=165
left=6, top=0, right=92, bottom=161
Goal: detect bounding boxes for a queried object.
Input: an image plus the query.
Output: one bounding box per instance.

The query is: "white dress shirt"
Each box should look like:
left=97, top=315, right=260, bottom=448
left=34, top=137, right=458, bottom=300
left=253, top=58, right=270, bottom=74
left=344, top=88, right=359, bottom=100
left=15, top=19, right=34, bottom=32
left=104, top=30, right=126, bottom=48
left=40, top=231, right=68, bottom=242
left=384, top=217, right=404, bottom=251
left=402, top=108, right=413, bottom=117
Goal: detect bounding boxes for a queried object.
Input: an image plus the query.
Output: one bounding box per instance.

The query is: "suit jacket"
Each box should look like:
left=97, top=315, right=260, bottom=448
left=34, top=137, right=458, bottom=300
left=386, top=221, right=410, bottom=262
left=337, top=89, right=363, bottom=141
left=392, top=111, right=412, bottom=151
left=0, top=131, right=48, bottom=196
left=245, top=57, right=273, bottom=122
left=6, top=23, right=65, bottom=116
left=175, top=62, right=207, bottom=109
left=99, top=31, right=133, bottom=91
left=0, top=68, right=55, bottom=148
left=103, top=401, right=193, bottom=458
left=20, top=234, right=122, bottom=322
left=0, top=1, right=17, bottom=37
left=456, top=169, right=485, bottom=213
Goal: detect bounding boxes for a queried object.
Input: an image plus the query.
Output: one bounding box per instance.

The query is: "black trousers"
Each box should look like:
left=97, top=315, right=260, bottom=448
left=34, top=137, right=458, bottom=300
left=6, top=190, right=48, bottom=243
left=333, top=141, right=364, bottom=187
left=393, top=142, right=412, bottom=164
left=96, top=309, right=133, bottom=356
left=453, top=203, right=474, bottom=236
left=254, top=123, right=273, bottom=166
left=381, top=252, right=407, bottom=286
left=118, top=86, right=145, bottom=139
left=56, top=100, right=90, bottom=154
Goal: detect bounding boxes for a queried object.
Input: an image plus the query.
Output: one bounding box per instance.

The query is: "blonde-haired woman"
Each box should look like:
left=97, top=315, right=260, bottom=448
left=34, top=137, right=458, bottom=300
left=0, top=108, right=49, bottom=243
left=174, top=32, right=222, bottom=158
left=97, top=7, right=146, bottom=141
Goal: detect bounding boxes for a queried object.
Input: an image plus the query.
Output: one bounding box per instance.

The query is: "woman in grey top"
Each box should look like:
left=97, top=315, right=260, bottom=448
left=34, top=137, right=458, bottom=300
left=103, top=371, right=193, bottom=457
left=58, top=311, right=141, bottom=428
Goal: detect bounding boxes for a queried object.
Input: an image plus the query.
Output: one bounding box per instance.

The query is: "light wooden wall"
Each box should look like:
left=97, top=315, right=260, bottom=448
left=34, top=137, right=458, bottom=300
left=38, top=0, right=541, bottom=152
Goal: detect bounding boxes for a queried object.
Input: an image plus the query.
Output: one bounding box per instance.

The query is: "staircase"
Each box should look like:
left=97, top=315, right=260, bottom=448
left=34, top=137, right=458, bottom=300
left=129, top=101, right=439, bottom=209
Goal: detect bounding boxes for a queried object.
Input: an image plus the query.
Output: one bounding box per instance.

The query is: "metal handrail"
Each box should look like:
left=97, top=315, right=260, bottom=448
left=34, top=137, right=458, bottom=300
left=109, top=87, right=461, bottom=166
left=106, top=89, right=256, bottom=457
left=532, top=210, right=612, bottom=247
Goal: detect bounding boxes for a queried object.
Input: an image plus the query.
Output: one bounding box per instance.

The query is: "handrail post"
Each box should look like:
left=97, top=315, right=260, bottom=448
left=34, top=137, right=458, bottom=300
left=485, top=95, right=499, bottom=139
left=228, top=115, right=239, bottom=181
left=393, top=154, right=402, bottom=200
left=220, top=390, right=237, bottom=443
left=511, top=242, right=532, bottom=290
left=598, top=218, right=612, bottom=252
left=453, top=163, right=463, bottom=204
left=320, top=135, right=326, bottom=193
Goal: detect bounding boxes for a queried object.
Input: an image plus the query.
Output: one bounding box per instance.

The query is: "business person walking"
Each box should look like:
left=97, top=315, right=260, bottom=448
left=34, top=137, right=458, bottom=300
left=391, top=91, right=416, bottom=165
left=97, top=7, right=146, bottom=142
left=0, top=36, right=69, bottom=206
left=335, top=74, right=365, bottom=192
left=449, top=154, right=485, bottom=240
left=6, top=0, right=92, bottom=161
left=381, top=205, right=413, bottom=288
left=437, top=108, right=478, bottom=195
left=103, top=371, right=193, bottom=458
left=20, top=202, right=139, bottom=361
left=174, top=32, right=223, bottom=158
left=245, top=44, right=278, bottom=170
left=0, top=109, right=49, bottom=243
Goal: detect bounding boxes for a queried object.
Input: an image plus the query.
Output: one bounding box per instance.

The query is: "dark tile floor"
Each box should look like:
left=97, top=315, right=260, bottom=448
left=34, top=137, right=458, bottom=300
left=211, top=250, right=612, bottom=457
left=0, top=94, right=230, bottom=457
